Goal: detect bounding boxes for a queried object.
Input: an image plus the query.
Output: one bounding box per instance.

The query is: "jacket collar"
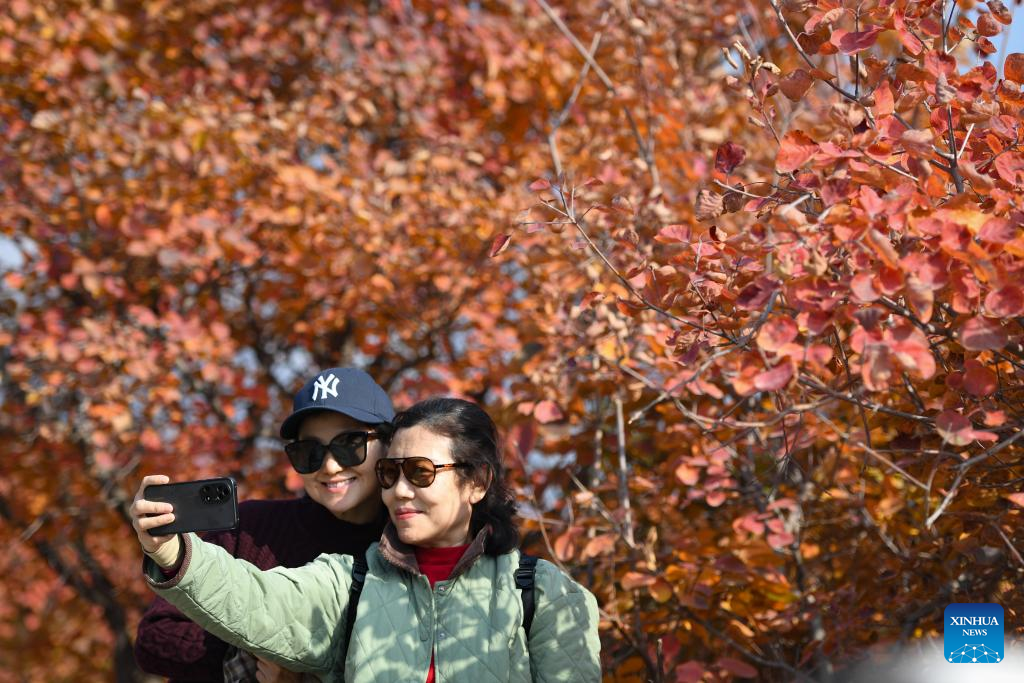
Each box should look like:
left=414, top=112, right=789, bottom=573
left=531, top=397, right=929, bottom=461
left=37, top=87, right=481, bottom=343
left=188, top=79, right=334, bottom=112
left=378, top=522, right=490, bottom=580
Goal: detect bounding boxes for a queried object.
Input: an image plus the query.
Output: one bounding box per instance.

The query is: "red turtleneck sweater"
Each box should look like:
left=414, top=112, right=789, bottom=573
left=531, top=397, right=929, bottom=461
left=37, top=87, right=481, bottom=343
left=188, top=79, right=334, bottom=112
left=414, top=543, right=471, bottom=683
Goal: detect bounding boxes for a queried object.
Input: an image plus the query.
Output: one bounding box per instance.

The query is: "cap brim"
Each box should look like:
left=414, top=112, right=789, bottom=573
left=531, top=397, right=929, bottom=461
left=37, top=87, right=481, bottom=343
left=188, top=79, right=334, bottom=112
left=279, top=405, right=389, bottom=440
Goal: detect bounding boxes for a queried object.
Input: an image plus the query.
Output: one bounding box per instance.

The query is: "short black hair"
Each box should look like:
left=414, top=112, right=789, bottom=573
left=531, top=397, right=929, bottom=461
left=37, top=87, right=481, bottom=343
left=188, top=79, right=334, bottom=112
left=391, top=398, right=519, bottom=556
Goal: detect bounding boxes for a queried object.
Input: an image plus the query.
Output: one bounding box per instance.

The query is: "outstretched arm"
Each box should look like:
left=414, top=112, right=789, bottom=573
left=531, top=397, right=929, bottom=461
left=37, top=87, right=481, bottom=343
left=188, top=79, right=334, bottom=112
left=129, top=475, right=351, bottom=675
left=143, top=532, right=352, bottom=675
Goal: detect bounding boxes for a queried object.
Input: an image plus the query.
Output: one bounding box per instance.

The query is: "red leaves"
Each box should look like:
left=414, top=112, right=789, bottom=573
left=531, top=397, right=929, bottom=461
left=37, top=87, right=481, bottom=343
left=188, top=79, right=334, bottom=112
left=580, top=533, right=616, bottom=560
left=872, top=81, right=895, bottom=117
left=756, top=317, right=798, bottom=352
left=866, top=229, right=901, bottom=269
left=889, top=324, right=936, bottom=380
left=904, top=276, right=934, bottom=323
left=960, top=316, right=1009, bottom=351
left=893, top=12, right=924, bottom=55
left=676, top=461, right=700, bottom=486
left=924, top=51, right=957, bottom=79
left=488, top=233, right=511, bottom=258
left=993, top=152, right=1024, bottom=186
left=858, top=186, right=885, bottom=218
left=1004, top=53, right=1024, bottom=84
left=734, top=277, right=778, bottom=311
left=900, top=128, right=934, bottom=154
left=850, top=273, right=880, bottom=303
left=854, top=322, right=935, bottom=391
left=533, top=400, right=564, bottom=423
left=985, top=284, right=1024, bottom=317
left=977, top=12, right=1002, bottom=38
left=779, top=69, right=813, bottom=101
left=859, top=343, right=894, bottom=391
left=717, top=657, right=758, bottom=679
left=674, top=662, right=706, bottom=683
left=978, top=217, right=1016, bottom=244
left=775, top=130, right=818, bottom=173
left=95, top=204, right=114, bottom=230
left=714, top=142, right=746, bottom=174
left=655, top=224, right=691, bottom=243
left=553, top=527, right=583, bottom=562
left=935, top=410, right=998, bottom=446
left=805, top=7, right=846, bottom=33
left=963, top=360, right=998, bottom=397
left=989, top=0, right=1012, bottom=23
left=1006, top=493, right=1024, bottom=509
left=620, top=571, right=655, bottom=590
left=754, top=362, right=794, bottom=392
left=835, top=26, right=883, bottom=55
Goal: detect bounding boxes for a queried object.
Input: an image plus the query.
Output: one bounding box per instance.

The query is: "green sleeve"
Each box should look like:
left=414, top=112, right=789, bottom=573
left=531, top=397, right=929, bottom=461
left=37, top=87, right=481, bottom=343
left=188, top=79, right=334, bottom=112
left=527, top=560, right=602, bottom=682
left=143, top=532, right=352, bottom=674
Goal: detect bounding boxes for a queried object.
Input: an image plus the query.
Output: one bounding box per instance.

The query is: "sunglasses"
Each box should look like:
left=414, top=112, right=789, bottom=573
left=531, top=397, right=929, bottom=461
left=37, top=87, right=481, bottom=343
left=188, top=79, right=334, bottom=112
left=375, top=457, right=471, bottom=489
left=284, top=430, right=380, bottom=474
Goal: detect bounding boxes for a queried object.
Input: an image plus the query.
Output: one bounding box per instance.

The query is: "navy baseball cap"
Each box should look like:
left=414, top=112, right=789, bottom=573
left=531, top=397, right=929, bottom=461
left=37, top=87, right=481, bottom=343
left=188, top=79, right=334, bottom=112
left=279, top=367, right=395, bottom=440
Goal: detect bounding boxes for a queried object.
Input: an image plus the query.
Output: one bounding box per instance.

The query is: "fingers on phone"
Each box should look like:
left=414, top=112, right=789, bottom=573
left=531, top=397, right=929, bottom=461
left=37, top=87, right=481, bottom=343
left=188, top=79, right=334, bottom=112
left=136, top=474, right=170, bottom=501
left=138, top=513, right=175, bottom=532
left=130, top=499, right=173, bottom=518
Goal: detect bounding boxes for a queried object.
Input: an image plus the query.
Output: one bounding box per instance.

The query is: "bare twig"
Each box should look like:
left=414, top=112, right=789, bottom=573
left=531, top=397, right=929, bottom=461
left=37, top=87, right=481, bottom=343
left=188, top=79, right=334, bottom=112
left=613, top=394, right=636, bottom=547
left=798, top=375, right=932, bottom=424
left=534, top=0, right=661, bottom=189
left=546, top=184, right=733, bottom=340
left=548, top=13, right=609, bottom=176
left=926, top=468, right=967, bottom=528
left=993, top=523, right=1024, bottom=567
left=958, top=429, right=1024, bottom=470
left=854, top=442, right=929, bottom=491
left=940, top=0, right=966, bottom=193
left=766, top=0, right=875, bottom=127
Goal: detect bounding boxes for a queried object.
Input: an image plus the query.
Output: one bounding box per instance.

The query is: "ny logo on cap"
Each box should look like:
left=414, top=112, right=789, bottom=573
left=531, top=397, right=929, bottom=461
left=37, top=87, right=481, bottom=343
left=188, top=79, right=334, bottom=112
left=312, top=373, right=340, bottom=401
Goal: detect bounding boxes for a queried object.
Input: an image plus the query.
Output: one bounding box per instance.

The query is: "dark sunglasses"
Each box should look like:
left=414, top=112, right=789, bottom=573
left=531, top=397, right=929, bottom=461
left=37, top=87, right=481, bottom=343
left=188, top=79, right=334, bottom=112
left=375, top=457, right=471, bottom=489
left=284, top=430, right=380, bottom=474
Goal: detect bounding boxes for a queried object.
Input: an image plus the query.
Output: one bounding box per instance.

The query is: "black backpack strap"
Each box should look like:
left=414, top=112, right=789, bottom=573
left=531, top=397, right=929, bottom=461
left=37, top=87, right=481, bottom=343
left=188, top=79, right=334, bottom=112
left=515, top=553, right=539, bottom=635
left=340, top=554, right=368, bottom=665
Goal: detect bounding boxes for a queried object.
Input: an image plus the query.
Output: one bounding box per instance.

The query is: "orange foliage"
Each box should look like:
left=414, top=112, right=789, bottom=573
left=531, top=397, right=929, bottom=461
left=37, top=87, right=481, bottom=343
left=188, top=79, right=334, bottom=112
left=1, top=1, right=1023, bottom=681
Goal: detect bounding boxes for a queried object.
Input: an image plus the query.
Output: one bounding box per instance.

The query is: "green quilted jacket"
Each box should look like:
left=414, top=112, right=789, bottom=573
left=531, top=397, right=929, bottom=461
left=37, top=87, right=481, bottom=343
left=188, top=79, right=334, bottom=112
left=144, top=525, right=601, bottom=682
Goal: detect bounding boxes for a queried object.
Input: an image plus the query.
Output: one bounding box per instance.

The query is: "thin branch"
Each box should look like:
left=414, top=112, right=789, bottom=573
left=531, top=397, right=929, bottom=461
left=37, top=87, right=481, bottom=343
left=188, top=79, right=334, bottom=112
left=939, top=0, right=965, bottom=193
left=958, top=429, right=1024, bottom=470
left=613, top=394, right=635, bottom=547
left=854, top=442, right=929, bottom=491
left=926, top=468, right=967, bottom=529
left=992, top=523, right=1024, bottom=568
left=834, top=326, right=873, bottom=449
left=766, top=0, right=875, bottom=126
left=547, top=13, right=608, bottom=177
left=534, top=0, right=661, bottom=189
left=548, top=187, right=733, bottom=340
left=797, top=375, right=932, bottom=424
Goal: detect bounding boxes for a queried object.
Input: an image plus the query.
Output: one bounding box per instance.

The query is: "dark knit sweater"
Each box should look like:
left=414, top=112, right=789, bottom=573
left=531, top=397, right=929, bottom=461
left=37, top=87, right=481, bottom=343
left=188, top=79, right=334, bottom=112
left=134, top=495, right=385, bottom=682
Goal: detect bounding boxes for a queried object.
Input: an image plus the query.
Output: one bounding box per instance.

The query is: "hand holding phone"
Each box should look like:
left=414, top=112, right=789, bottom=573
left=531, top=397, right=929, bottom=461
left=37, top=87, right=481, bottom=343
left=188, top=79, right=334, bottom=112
left=130, top=474, right=179, bottom=560
left=129, top=475, right=239, bottom=566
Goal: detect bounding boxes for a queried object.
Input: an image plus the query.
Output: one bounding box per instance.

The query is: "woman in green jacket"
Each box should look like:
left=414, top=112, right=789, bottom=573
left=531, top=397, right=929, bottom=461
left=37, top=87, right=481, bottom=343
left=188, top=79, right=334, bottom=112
left=131, top=397, right=601, bottom=682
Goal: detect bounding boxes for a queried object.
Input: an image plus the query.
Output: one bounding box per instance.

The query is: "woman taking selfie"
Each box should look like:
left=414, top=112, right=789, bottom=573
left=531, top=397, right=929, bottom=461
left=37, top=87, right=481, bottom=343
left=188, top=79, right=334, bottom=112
left=135, top=367, right=394, bottom=682
left=131, top=397, right=601, bottom=682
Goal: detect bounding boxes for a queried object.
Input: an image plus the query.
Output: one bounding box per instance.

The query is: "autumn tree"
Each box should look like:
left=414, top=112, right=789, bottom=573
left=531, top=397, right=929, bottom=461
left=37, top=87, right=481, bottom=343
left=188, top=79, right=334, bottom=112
left=0, top=1, right=552, bottom=679
left=493, top=0, right=1024, bottom=680
left=2, top=0, right=1024, bottom=682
